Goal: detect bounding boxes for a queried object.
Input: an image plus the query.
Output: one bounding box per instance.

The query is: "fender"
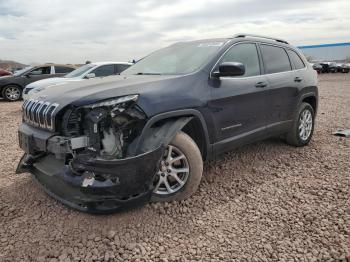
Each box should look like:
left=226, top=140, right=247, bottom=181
left=129, top=109, right=212, bottom=160
left=134, top=116, right=192, bottom=155
left=295, top=90, right=318, bottom=116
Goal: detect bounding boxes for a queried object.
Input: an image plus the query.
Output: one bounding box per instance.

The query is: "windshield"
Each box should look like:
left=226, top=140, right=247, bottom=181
left=121, top=41, right=225, bottom=75
left=14, top=66, right=33, bottom=76
left=64, top=64, right=95, bottom=78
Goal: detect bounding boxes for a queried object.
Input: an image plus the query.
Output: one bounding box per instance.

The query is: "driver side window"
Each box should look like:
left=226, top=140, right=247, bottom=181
left=30, top=66, right=51, bottom=75
left=220, top=43, right=260, bottom=77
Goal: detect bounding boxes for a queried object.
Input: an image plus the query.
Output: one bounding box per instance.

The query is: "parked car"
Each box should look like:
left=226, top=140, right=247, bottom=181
left=0, top=64, right=76, bottom=101
left=329, top=62, right=338, bottom=73
left=23, top=62, right=132, bottom=100
left=336, top=63, right=350, bottom=73
left=312, top=63, right=323, bottom=74
left=346, top=64, right=350, bottom=72
left=0, top=69, right=12, bottom=77
left=319, top=62, right=337, bottom=73
left=17, top=34, right=318, bottom=213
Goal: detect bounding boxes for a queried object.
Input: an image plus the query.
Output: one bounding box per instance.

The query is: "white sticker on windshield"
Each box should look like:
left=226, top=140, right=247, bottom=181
left=198, top=42, right=224, bottom=47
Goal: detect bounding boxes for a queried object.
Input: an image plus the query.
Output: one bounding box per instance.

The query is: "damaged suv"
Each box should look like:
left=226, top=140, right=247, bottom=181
left=17, top=34, right=318, bottom=213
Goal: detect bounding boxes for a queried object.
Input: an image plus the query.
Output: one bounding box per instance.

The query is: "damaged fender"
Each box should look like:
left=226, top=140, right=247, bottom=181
left=130, top=116, right=193, bottom=155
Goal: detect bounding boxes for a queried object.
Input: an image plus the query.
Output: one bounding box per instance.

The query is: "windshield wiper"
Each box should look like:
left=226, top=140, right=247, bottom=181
left=135, top=72, right=162, bottom=75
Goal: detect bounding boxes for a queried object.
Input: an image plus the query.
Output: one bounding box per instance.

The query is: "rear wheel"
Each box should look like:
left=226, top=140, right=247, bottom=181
left=2, top=85, right=22, bottom=101
left=151, top=131, right=203, bottom=202
left=286, top=102, right=315, bottom=147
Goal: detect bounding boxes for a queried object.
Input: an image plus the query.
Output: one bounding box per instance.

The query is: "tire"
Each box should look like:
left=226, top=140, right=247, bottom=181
left=151, top=131, right=203, bottom=202
left=2, top=85, right=22, bottom=101
left=286, top=102, right=315, bottom=147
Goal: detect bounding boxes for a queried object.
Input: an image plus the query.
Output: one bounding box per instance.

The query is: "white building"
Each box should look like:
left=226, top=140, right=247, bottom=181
left=298, top=42, right=350, bottom=62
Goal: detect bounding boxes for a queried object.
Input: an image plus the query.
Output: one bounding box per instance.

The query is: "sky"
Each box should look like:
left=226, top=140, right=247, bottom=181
left=0, top=0, right=349, bottom=65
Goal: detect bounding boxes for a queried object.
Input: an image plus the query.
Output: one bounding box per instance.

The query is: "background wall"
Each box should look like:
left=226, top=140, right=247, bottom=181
left=298, top=43, right=350, bottom=62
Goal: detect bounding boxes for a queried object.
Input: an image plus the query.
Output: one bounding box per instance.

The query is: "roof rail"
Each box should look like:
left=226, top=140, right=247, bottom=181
left=233, top=33, right=289, bottom=44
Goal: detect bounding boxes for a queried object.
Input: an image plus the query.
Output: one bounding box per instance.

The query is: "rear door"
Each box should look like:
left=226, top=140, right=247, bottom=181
left=286, top=48, right=307, bottom=86
left=209, top=42, right=269, bottom=152
left=259, top=44, right=298, bottom=128
left=54, top=66, right=75, bottom=77
left=91, top=64, right=115, bottom=77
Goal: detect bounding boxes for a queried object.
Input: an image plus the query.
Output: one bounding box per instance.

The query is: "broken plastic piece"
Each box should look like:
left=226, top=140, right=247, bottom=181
left=333, top=129, right=350, bottom=138
left=82, top=176, right=95, bottom=187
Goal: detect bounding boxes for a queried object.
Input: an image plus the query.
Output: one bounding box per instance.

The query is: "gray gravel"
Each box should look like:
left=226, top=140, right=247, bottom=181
left=0, top=73, right=349, bottom=261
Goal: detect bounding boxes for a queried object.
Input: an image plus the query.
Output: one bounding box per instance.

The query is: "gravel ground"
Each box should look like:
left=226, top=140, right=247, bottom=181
left=0, top=73, right=349, bottom=262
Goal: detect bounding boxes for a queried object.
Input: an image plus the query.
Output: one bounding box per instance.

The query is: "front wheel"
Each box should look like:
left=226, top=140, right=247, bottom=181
left=286, top=102, right=315, bottom=147
left=2, top=85, right=22, bottom=101
left=151, top=131, right=203, bottom=202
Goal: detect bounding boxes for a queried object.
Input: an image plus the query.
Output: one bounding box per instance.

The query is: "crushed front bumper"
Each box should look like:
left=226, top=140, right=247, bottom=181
left=17, top=148, right=163, bottom=214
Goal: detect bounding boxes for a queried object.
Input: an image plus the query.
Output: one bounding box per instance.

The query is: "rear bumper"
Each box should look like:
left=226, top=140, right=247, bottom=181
left=17, top=148, right=163, bottom=214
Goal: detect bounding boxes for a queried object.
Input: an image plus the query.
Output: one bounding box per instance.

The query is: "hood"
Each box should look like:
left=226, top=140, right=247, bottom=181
left=28, top=74, right=194, bottom=114
left=26, top=77, right=81, bottom=89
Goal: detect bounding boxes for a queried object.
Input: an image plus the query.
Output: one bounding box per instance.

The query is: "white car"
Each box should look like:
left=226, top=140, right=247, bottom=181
left=22, top=62, right=132, bottom=100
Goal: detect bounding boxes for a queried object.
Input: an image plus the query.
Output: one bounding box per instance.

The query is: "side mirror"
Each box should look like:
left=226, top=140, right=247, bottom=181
left=212, top=62, right=245, bottom=78
left=25, top=74, right=31, bottom=78
left=85, top=73, right=96, bottom=79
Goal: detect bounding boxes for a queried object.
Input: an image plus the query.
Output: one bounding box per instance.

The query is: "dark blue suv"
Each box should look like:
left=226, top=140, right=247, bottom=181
left=17, top=34, right=318, bottom=213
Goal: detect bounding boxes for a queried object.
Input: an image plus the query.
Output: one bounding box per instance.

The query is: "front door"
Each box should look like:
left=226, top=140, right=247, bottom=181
left=209, top=42, right=270, bottom=154
left=23, top=66, right=52, bottom=86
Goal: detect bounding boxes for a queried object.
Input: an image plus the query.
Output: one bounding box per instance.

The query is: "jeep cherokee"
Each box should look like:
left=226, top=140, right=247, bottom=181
left=16, top=34, right=318, bottom=213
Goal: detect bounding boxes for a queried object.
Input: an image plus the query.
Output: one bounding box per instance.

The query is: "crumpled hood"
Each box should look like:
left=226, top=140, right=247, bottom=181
left=28, top=74, right=192, bottom=115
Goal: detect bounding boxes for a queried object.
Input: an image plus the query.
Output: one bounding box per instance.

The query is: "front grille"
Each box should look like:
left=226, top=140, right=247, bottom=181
left=22, top=99, right=59, bottom=131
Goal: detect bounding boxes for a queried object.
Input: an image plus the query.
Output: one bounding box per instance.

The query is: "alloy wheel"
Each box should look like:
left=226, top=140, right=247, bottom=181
left=298, top=109, right=313, bottom=141
left=153, top=145, right=190, bottom=195
left=5, top=86, right=21, bottom=101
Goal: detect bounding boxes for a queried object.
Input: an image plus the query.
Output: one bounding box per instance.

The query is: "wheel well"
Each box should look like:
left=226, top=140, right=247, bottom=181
left=147, top=111, right=209, bottom=160
left=1, top=83, right=23, bottom=93
left=181, top=117, right=207, bottom=160
left=302, top=96, right=317, bottom=112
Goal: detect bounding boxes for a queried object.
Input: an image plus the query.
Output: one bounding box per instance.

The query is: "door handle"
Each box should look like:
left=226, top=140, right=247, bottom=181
left=255, top=82, right=267, bottom=88
left=294, top=77, right=303, bottom=82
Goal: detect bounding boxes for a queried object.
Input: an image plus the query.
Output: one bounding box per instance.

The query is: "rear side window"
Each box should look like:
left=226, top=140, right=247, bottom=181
left=220, top=43, right=260, bottom=77
left=287, top=50, right=305, bottom=70
left=55, top=66, right=74, bottom=74
left=92, top=65, right=115, bottom=77
left=115, top=64, right=131, bottom=73
left=260, top=45, right=291, bottom=74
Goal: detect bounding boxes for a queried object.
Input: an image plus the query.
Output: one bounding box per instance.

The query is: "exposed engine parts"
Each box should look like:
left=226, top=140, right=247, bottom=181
left=59, top=100, right=146, bottom=160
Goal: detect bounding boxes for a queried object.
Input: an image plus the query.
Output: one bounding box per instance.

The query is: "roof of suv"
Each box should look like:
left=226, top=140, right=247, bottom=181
left=178, top=34, right=292, bottom=49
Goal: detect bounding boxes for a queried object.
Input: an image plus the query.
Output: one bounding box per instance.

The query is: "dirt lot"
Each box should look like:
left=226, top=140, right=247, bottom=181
left=0, top=73, right=349, bottom=262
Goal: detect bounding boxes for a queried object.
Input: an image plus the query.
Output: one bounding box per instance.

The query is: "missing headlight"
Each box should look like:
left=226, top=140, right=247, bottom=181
left=62, top=98, right=146, bottom=159
left=100, top=104, right=146, bottom=158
